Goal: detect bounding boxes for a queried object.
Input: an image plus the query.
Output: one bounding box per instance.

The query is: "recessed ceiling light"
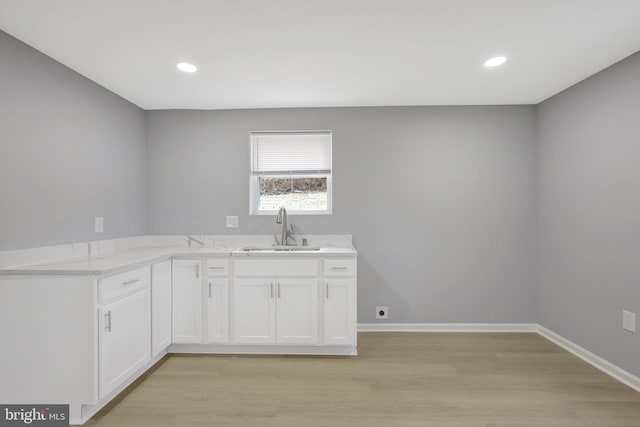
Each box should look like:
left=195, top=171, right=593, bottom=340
left=176, top=62, right=198, bottom=73
left=483, top=56, right=507, bottom=68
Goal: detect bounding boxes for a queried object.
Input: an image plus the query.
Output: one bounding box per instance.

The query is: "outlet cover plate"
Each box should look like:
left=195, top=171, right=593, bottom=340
left=226, top=216, right=238, bottom=228
left=94, top=217, right=104, bottom=233
left=376, top=306, right=388, bottom=320
left=623, top=310, right=636, bottom=333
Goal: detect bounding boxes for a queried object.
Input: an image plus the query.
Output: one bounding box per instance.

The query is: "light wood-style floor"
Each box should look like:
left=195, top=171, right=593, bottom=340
left=85, top=333, right=640, bottom=426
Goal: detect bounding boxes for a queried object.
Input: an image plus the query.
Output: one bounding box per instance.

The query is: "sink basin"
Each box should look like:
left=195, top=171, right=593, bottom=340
left=240, top=246, right=321, bottom=252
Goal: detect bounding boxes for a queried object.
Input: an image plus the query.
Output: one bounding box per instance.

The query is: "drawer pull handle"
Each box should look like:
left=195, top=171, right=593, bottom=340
left=326, top=283, right=329, bottom=299
left=331, top=267, right=348, bottom=270
left=104, top=311, right=112, bottom=332
left=208, top=282, right=212, bottom=298
left=278, top=283, right=281, bottom=298
left=208, top=266, right=225, bottom=270
left=122, top=278, right=140, bottom=285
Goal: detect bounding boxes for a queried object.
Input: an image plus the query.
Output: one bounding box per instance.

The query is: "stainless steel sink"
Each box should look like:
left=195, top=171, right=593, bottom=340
left=240, top=247, right=321, bottom=252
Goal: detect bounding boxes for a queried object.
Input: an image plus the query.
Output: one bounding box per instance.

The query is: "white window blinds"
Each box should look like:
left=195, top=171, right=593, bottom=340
left=251, top=131, right=332, bottom=175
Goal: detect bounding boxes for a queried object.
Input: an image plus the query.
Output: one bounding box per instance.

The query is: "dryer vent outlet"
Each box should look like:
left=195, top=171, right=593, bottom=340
left=376, top=306, right=388, bottom=320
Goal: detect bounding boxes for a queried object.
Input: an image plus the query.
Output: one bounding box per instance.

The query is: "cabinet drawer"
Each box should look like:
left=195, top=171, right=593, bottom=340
left=234, top=259, right=318, bottom=277
left=324, top=259, right=356, bottom=277
left=100, top=266, right=151, bottom=303
left=206, top=259, right=229, bottom=276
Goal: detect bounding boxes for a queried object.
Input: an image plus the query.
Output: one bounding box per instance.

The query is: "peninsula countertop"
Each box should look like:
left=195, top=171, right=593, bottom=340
left=0, top=245, right=358, bottom=277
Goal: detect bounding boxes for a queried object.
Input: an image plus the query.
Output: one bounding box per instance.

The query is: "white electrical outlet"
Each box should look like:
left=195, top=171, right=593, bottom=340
left=94, top=217, right=104, bottom=233
left=226, top=216, right=238, bottom=228
left=623, top=310, right=636, bottom=333
left=376, top=306, right=388, bottom=320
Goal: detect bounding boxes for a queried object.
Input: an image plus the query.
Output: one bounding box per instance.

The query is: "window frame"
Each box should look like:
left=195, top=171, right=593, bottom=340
left=249, top=131, right=333, bottom=216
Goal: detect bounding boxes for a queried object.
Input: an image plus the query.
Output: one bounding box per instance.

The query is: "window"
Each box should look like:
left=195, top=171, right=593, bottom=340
left=250, top=131, right=332, bottom=215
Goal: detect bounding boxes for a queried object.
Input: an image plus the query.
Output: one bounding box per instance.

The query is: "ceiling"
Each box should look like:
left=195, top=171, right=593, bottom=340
left=1, top=0, right=639, bottom=110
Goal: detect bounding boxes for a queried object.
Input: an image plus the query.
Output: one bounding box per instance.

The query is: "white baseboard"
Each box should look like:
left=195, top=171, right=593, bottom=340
left=358, top=323, right=538, bottom=333
left=537, top=325, right=640, bottom=392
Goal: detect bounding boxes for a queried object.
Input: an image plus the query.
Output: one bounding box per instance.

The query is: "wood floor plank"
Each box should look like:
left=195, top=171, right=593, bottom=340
left=85, top=333, right=640, bottom=426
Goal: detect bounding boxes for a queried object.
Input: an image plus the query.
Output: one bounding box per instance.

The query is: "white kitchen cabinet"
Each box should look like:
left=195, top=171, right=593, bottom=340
left=151, top=261, right=172, bottom=356
left=205, top=278, right=229, bottom=343
left=233, top=278, right=276, bottom=344
left=276, top=278, right=318, bottom=344
left=233, top=276, right=318, bottom=345
left=172, top=259, right=203, bottom=344
left=99, top=288, right=151, bottom=399
left=0, top=241, right=357, bottom=425
left=323, top=278, right=356, bottom=345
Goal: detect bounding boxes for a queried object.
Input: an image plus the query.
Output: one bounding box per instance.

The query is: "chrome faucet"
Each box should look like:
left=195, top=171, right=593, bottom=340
left=275, top=207, right=296, bottom=246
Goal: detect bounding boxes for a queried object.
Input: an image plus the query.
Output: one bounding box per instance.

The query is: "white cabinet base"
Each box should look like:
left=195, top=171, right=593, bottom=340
left=169, top=343, right=357, bottom=356
left=323, top=279, right=356, bottom=345
left=172, top=260, right=203, bottom=343
left=205, top=278, right=229, bottom=344
left=233, top=278, right=276, bottom=344
left=276, top=278, right=318, bottom=344
left=98, top=288, right=151, bottom=399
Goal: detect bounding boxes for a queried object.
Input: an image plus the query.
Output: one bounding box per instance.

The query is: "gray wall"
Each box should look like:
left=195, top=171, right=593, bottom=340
left=536, top=51, right=640, bottom=377
left=0, top=31, right=147, bottom=250
left=147, top=106, right=537, bottom=323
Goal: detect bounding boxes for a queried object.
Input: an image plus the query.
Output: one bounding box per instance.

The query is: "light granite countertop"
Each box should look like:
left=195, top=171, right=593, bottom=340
left=0, top=245, right=357, bottom=277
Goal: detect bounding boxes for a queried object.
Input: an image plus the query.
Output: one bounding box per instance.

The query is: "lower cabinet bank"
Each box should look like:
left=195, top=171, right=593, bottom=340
left=171, top=256, right=357, bottom=353
left=0, top=254, right=357, bottom=424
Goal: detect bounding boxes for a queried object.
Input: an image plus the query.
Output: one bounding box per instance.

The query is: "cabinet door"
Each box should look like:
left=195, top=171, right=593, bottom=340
left=99, top=288, right=151, bottom=398
left=323, top=279, right=356, bottom=345
left=233, top=278, right=276, bottom=344
left=171, top=260, right=203, bottom=344
left=205, top=278, right=229, bottom=344
left=151, top=261, right=172, bottom=356
left=276, top=278, right=318, bottom=344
